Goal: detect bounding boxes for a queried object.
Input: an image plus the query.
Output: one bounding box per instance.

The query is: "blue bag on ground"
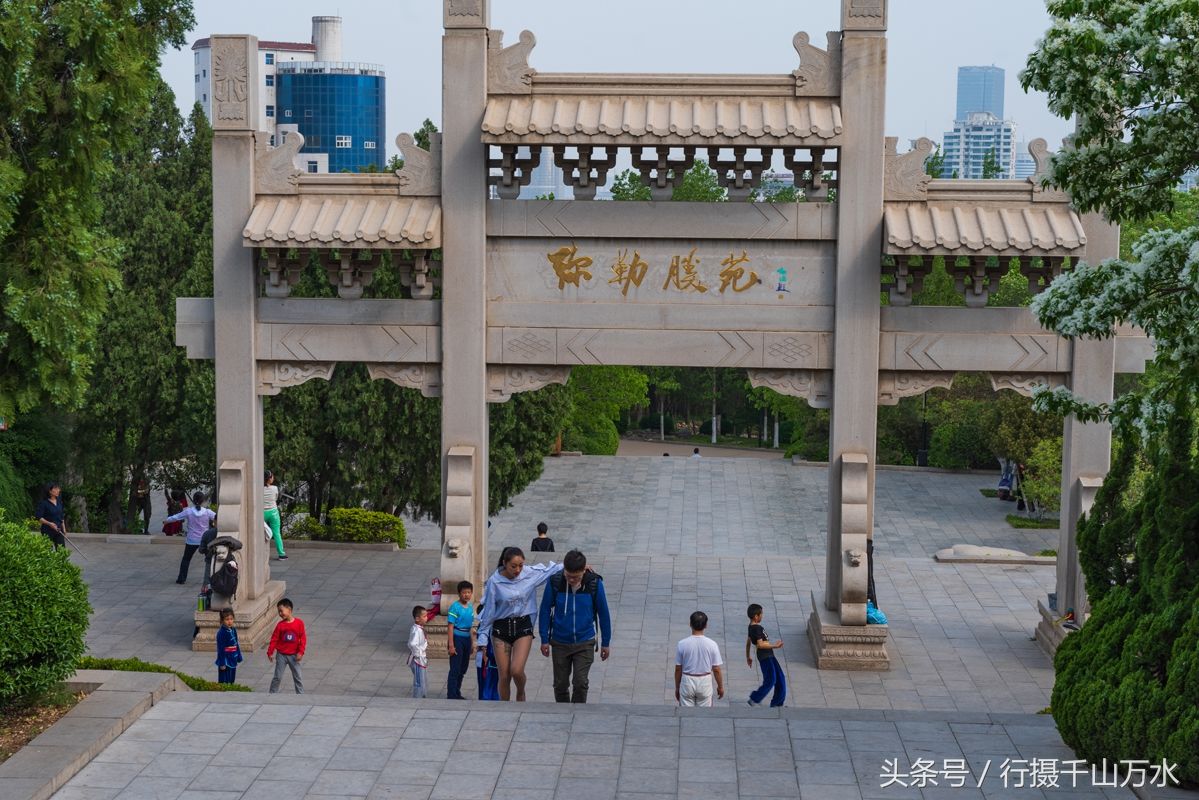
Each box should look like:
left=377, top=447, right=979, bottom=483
left=866, top=600, right=888, bottom=625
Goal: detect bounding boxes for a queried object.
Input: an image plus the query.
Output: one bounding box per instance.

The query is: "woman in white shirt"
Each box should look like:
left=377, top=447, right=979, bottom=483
left=476, top=546, right=562, bottom=701
left=263, top=470, right=286, bottom=560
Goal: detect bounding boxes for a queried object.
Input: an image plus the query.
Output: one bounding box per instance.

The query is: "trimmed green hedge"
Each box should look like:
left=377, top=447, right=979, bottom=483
left=77, top=656, right=251, bottom=692
left=0, top=523, right=90, bottom=707
left=323, top=508, right=406, bottom=546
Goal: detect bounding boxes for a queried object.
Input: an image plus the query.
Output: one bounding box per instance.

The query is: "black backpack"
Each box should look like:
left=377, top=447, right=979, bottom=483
left=547, top=570, right=603, bottom=650
left=209, top=559, right=239, bottom=598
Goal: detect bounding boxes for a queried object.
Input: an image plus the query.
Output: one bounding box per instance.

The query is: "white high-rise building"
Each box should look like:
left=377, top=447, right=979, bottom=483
left=941, top=112, right=1017, bottom=179
left=192, top=37, right=315, bottom=143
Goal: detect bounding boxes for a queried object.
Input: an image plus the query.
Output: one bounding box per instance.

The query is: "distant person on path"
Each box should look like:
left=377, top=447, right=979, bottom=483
left=674, top=611, right=724, bottom=707
left=475, top=603, right=500, bottom=701
left=530, top=521, right=554, bottom=552
left=408, top=605, right=429, bottom=699
left=215, top=608, right=243, bottom=685
left=539, top=549, right=611, bottom=703
left=691, top=447, right=702, bottom=459
left=162, top=488, right=187, bottom=536
left=476, top=546, right=563, bottom=702
left=164, top=491, right=216, bottom=584
left=35, top=482, right=67, bottom=548
left=745, top=603, right=786, bottom=707
left=445, top=581, right=475, bottom=699
left=263, top=470, right=287, bottom=560
left=267, top=598, right=306, bottom=694
left=130, top=478, right=151, bottom=533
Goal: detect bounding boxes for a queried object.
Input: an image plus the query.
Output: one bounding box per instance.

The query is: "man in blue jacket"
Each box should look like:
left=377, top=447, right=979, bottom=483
left=539, top=549, right=612, bottom=703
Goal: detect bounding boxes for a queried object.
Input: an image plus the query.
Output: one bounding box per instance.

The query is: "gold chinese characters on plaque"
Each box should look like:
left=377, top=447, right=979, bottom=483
left=546, top=245, right=775, bottom=297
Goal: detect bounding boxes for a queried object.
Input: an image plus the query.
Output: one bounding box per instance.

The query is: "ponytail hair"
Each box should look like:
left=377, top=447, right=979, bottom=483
left=497, top=546, right=525, bottom=569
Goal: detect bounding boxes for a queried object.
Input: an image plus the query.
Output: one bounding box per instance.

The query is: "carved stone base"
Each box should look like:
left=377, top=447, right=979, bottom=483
left=192, top=580, right=286, bottom=653
left=807, top=591, right=889, bottom=671
left=426, top=619, right=450, bottom=660
left=1034, top=598, right=1072, bottom=658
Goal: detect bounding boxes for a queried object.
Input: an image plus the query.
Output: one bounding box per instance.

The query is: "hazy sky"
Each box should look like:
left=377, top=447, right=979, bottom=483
left=163, top=0, right=1071, bottom=158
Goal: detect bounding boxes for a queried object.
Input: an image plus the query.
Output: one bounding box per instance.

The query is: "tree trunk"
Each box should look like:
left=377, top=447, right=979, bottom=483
left=659, top=396, right=665, bottom=441
left=773, top=413, right=780, bottom=449
left=710, top=373, right=718, bottom=444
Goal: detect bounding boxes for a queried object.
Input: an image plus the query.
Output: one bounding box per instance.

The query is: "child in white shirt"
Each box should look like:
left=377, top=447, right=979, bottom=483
left=407, top=605, right=429, bottom=698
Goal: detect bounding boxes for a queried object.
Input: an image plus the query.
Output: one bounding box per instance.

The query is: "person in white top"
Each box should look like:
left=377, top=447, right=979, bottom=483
left=476, top=546, right=563, bottom=702
left=407, top=605, right=429, bottom=698
left=263, top=470, right=286, bottom=560
left=674, top=611, right=725, bottom=707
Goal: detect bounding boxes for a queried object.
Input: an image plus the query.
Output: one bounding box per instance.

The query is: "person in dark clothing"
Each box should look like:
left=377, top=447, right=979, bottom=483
left=745, top=603, right=786, bottom=708
left=530, top=521, right=554, bottom=552
left=215, top=608, right=243, bottom=684
left=35, top=482, right=67, bottom=548
left=130, top=479, right=151, bottom=533
left=538, top=549, right=612, bottom=703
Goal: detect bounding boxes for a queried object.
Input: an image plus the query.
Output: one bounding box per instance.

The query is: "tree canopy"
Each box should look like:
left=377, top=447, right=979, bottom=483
left=0, top=0, right=195, bottom=422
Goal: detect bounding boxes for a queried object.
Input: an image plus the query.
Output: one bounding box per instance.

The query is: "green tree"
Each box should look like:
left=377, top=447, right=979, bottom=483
left=0, top=0, right=195, bottom=423
left=924, top=142, right=946, bottom=178
left=610, top=169, right=652, bottom=201
left=980, top=148, right=1003, bottom=179
left=562, top=366, right=648, bottom=455
left=609, top=161, right=726, bottom=202
left=1021, top=436, right=1062, bottom=518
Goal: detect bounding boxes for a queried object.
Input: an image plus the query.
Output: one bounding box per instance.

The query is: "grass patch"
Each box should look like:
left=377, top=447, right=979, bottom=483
left=979, top=488, right=999, bottom=498
left=1006, top=514, right=1059, bottom=530
left=1037, top=706, right=1052, bottom=715
left=1036, top=549, right=1058, bottom=557
left=0, top=687, right=84, bottom=764
left=77, top=657, right=251, bottom=692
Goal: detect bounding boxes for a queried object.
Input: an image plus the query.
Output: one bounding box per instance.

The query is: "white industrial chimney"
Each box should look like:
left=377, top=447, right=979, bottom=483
left=311, top=16, right=342, bottom=62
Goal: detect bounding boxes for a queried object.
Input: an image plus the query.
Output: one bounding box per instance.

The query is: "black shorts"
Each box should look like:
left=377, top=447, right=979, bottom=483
left=491, top=615, right=533, bottom=645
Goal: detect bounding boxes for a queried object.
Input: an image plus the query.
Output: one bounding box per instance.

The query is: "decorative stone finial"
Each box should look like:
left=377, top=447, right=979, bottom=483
left=884, top=137, right=933, bottom=201
left=487, top=30, right=537, bottom=94
left=209, top=36, right=258, bottom=130
left=841, top=0, right=887, bottom=31
left=1028, top=138, right=1068, bottom=202
left=394, top=132, right=442, bottom=196
left=792, top=31, right=841, bottom=96
left=255, top=130, right=304, bottom=195
left=444, top=0, right=488, bottom=29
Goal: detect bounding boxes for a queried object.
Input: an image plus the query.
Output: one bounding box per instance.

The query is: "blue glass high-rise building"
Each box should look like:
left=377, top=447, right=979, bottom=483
left=955, top=66, right=1004, bottom=120
left=276, top=61, right=386, bottom=172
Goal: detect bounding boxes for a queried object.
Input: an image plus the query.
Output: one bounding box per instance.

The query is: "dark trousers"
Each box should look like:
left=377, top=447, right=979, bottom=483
left=177, top=544, right=199, bottom=583
left=749, top=657, right=787, bottom=707
left=551, top=640, right=596, bottom=703
left=447, top=632, right=472, bottom=699
left=218, top=666, right=236, bottom=684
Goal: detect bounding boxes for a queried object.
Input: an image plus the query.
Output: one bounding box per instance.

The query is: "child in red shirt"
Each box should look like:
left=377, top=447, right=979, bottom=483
left=267, top=598, right=306, bottom=694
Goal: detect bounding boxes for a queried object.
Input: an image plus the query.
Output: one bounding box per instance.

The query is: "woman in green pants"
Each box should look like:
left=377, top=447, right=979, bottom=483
left=264, top=470, right=286, bottom=560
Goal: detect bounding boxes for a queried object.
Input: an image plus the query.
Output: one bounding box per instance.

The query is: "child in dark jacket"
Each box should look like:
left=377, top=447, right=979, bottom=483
left=215, top=608, right=243, bottom=684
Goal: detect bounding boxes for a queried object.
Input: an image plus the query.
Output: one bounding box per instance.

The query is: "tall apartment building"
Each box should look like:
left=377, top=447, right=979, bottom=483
left=955, top=66, right=1004, bottom=120
left=192, top=16, right=384, bottom=173
left=938, top=66, right=1016, bottom=179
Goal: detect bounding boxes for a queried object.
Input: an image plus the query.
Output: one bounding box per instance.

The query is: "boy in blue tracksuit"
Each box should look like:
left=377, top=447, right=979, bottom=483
left=538, top=549, right=612, bottom=703
left=215, top=608, right=243, bottom=684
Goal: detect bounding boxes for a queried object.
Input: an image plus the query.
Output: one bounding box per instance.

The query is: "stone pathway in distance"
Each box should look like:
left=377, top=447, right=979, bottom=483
left=52, top=696, right=1134, bottom=800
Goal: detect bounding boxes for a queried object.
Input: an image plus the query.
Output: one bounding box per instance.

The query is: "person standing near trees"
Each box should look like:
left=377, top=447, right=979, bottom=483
left=35, top=482, right=67, bottom=548
left=130, top=478, right=151, bottom=533
left=476, top=546, right=563, bottom=702
left=263, top=470, right=286, bottom=560
left=164, top=492, right=216, bottom=584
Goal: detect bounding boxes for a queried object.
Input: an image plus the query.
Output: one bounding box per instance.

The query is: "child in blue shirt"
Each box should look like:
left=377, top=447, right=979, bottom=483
left=215, top=608, right=243, bottom=684
left=475, top=604, right=500, bottom=701
left=445, top=581, right=475, bottom=699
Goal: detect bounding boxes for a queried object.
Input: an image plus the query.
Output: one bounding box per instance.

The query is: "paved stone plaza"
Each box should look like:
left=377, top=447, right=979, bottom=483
left=52, top=455, right=1092, bottom=798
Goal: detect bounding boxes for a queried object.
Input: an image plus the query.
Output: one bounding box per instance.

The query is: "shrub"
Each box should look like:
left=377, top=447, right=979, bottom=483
left=77, top=656, right=251, bottom=692
left=323, top=508, right=406, bottom=546
left=638, top=413, right=675, bottom=433
left=1022, top=436, right=1063, bottom=517
left=0, top=453, right=29, bottom=522
left=286, top=515, right=327, bottom=540
left=563, top=415, right=619, bottom=455
left=927, top=418, right=993, bottom=469
left=0, top=523, right=91, bottom=707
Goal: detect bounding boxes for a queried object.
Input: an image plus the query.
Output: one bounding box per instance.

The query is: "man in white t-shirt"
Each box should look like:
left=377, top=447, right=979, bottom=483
left=674, top=611, right=725, bottom=707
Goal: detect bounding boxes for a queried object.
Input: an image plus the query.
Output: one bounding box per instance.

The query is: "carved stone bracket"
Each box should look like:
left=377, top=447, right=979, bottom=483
left=1028, top=138, right=1068, bottom=202
left=949, top=257, right=1002, bottom=308
left=747, top=369, right=831, bottom=409
left=487, top=366, right=571, bottom=403
left=877, top=371, right=954, bottom=405
left=215, top=459, right=247, bottom=602
left=989, top=373, right=1066, bottom=397
left=792, top=31, right=841, bottom=96
left=488, top=145, right=541, bottom=199
left=784, top=147, right=836, bottom=200
left=257, top=362, right=336, bottom=396
left=884, top=137, right=933, bottom=202
left=398, top=251, right=436, bottom=300
left=367, top=364, right=443, bottom=398
left=210, top=37, right=252, bottom=128
left=839, top=452, right=871, bottom=626
left=254, top=130, right=304, bottom=194
left=881, top=256, right=930, bottom=306
left=1019, top=257, right=1067, bottom=294
left=394, top=132, right=442, bottom=196
left=487, top=29, right=536, bottom=94
left=260, top=249, right=305, bottom=298
left=441, top=445, right=475, bottom=612
left=317, top=251, right=383, bottom=299
left=632, top=146, right=697, bottom=201
left=707, top=147, right=773, bottom=200
left=552, top=146, right=617, bottom=201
